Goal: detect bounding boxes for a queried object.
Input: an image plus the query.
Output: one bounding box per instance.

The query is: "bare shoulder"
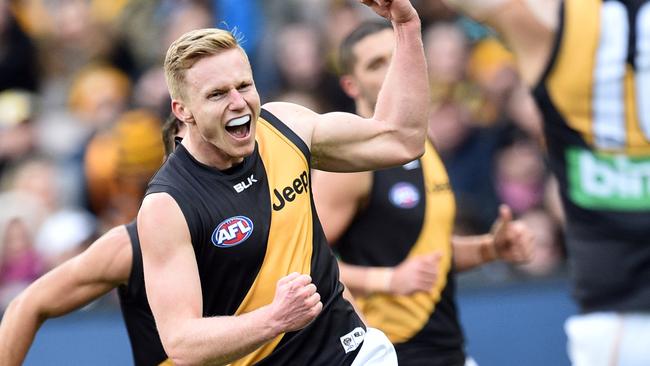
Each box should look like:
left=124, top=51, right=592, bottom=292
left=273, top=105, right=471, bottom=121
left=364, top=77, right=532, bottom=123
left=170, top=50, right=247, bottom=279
left=312, top=170, right=373, bottom=200
left=139, top=193, right=183, bottom=226
left=262, top=102, right=318, bottom=148
left=138, top=193, right=190, bottom=251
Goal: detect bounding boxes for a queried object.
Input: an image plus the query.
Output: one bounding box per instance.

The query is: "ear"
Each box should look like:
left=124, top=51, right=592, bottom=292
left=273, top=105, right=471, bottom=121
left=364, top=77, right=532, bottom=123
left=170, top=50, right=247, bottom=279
left=339, top=75, right=360, bottom=99
left=171, top=99, right=195, bottom=124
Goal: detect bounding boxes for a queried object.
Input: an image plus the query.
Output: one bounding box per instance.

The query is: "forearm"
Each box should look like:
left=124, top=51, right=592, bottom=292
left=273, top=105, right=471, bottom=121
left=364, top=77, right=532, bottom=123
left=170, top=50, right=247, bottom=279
left=452, top=234, right=496, bottom=271
left=163, top=306, right=280, bottom=366
left=338, top=261, right=392, bottom=297
left=375, top=18, right=428, bottom=152
left=0, top=295, right=44, bottom=366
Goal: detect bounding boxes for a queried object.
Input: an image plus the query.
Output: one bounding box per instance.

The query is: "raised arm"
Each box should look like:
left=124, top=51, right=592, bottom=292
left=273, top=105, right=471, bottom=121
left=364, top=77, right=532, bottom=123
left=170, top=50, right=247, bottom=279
left=0, top=226, right=132, bottom=366
left=264, top=0, right=429, bottom=172
left=137, top=193, right=322, bottom=365
left=443, top=0, right=560, bottom=85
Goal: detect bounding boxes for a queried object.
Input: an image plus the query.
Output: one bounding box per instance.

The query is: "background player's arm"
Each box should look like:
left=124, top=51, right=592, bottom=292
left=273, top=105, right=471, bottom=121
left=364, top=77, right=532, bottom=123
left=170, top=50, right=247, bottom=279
left=337, top=256, right=441, bottom=297
left=0, top=226, right=132, bottom=366
left=443, top=0, right=559, bottom=85
left=312, top=170, right=441, bottom=297
left=264, top=0, right=429, bottom=172
left=453, top=205, right=534, bottom=271
left=312, top=170, right=372, bottom=243
left=137, top=193, right=322, bottom=366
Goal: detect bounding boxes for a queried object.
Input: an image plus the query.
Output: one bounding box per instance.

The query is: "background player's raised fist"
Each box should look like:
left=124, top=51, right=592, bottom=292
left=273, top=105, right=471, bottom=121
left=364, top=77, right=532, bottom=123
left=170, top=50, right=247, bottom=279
left=360, top=0, right=419, bottom=24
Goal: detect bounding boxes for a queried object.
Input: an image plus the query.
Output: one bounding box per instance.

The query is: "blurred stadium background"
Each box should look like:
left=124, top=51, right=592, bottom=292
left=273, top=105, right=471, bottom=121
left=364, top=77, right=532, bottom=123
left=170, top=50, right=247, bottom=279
left=1, top=0, right=573, bottom=364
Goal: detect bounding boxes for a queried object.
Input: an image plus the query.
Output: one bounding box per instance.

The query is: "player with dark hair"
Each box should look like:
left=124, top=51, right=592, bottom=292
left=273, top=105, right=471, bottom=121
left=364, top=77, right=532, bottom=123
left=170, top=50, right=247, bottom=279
left=312, top=20, right=534, bottom=366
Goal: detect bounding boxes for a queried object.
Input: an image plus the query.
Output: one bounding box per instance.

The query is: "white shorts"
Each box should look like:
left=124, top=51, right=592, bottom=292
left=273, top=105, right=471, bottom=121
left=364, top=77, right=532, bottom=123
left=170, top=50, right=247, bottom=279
left=565, top=312, right=650, bottom=366
left=351, top=327, right=397, bottom=366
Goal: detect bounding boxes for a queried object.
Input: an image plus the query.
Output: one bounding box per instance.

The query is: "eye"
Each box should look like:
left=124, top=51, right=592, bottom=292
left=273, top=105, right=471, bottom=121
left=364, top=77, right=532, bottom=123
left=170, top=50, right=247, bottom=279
left=208, top=90, right=225, bottom=99
left=367, top=58, right=386, bottom=71
left=237, top=82, right=252, bottom=91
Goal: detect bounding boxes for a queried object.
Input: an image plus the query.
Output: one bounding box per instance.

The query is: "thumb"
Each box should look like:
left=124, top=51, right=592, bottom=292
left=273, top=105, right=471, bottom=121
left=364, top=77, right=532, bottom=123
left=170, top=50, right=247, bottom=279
left=491, top=204, right=512, bottom=236
left=498, top=204, right=513, bottom=224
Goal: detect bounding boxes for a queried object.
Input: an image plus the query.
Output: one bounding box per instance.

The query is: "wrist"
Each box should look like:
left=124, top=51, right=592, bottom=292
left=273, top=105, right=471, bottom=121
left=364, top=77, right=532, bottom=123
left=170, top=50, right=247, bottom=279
left=393, top=14, right=421, bottom=30
left=258, top=304, right=283, bottom=339
left=479, top=234, right=497, bottom=263
left=365, top=267, right=394, bottom=293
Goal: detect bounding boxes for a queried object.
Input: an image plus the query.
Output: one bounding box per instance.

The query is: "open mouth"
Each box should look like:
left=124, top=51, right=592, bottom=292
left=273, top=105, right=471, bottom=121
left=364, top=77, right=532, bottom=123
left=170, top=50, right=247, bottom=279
left=225, top=115, right=251, bottom=139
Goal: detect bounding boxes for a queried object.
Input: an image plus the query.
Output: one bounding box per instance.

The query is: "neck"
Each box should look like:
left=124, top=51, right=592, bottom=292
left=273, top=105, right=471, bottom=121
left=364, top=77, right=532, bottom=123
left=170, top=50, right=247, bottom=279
left=355, top=99, right=375, bottom=119
left=182, top=129, right=244, bottom=170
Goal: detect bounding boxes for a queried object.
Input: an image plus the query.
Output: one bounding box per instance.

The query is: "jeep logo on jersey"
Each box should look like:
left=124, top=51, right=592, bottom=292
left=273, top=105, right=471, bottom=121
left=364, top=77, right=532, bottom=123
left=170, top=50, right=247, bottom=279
left=211, top=216, right=254, bottom=248
left=272, top=170, right=309, bottom=211
left=389, top=182, right=420, bottom=209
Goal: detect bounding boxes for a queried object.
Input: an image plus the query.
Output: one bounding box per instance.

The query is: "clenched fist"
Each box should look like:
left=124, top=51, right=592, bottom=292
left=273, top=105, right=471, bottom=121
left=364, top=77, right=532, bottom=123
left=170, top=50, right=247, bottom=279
left=266, top=273, right=323, bottom=334
left=360, top=0, right=419, bottom=24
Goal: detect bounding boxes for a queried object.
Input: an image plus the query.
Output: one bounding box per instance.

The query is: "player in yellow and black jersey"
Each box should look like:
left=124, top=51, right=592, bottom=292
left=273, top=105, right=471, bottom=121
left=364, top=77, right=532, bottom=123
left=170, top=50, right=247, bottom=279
left=136, top=1, right=433, bottom=365
left=445, top=0, right=650, bottom=364
left=312, top=21, right=534, bottom=366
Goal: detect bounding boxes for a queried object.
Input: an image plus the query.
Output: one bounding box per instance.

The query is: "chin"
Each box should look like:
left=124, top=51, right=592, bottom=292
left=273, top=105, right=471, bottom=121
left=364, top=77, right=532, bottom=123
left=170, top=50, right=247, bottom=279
left=233, top=140, right=256, bottom=158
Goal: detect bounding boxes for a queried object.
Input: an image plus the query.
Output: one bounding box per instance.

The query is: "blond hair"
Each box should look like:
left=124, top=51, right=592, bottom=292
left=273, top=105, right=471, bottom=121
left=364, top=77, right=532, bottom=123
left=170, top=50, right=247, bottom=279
left=164, top=28, right=240, bottom=100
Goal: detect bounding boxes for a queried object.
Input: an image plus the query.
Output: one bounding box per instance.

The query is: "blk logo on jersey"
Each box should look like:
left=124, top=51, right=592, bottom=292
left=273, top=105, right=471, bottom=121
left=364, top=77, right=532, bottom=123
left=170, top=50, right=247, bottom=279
left=389, top=182, right=420, bottom=209
left=233, top=174, right=258, bottom=193
left=211, top=216, right=254, bottom=248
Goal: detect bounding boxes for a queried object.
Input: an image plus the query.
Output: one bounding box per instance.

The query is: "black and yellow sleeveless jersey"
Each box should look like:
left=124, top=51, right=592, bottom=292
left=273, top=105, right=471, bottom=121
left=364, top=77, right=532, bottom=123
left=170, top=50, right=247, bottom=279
left=533, top=0, right=650, bottom=312
left=145, top=109, right=364, bottom=366
left=118, top=221, right=168, bottom=366
left=335, top=141, right=464, bottom=366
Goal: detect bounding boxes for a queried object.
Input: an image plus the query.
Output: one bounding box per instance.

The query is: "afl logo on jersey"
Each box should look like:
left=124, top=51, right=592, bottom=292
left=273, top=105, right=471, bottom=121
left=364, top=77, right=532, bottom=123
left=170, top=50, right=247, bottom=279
left=389, top=182, right=420, bottom=209
left=211, top=216, right=254, bottom=248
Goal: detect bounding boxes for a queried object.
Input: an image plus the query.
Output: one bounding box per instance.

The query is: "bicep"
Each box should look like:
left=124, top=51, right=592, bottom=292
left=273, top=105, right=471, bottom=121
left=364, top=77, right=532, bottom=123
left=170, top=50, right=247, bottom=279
left=137, top=194, right=203, bottom=340
left=263, top=102, right=414, bottom=172
left=311, top=112, right=411, bottom=171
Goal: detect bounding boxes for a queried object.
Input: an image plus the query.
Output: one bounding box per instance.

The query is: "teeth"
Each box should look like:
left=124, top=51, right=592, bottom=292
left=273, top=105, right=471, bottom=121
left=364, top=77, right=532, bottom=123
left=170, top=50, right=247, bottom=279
left=227, top=115, right=251, bottom=127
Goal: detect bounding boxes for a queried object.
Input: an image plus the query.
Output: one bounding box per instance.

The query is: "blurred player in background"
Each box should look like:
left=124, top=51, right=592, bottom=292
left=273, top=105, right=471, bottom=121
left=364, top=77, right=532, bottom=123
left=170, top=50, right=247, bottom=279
left=444, top=0, right=650, bottom=364
left=0, top=115, right=184, bottom=366
left=312, top=20, right=534, bottom=366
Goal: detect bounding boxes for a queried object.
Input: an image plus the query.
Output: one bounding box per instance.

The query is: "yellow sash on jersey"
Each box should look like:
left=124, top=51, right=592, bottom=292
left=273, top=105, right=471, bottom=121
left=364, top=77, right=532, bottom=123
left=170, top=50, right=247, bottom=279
left=228, top=117, right=314, bottom=366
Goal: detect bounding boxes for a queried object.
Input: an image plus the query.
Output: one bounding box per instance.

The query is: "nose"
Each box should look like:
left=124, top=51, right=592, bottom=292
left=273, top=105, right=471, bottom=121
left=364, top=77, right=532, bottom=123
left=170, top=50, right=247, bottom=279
left=228, top=89, right=246, bottom=110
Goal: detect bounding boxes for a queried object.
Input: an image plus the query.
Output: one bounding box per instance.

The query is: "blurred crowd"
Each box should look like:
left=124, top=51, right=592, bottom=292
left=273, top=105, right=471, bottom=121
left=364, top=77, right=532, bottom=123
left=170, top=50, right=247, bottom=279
left=0, top=0, right=566, bottom=310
